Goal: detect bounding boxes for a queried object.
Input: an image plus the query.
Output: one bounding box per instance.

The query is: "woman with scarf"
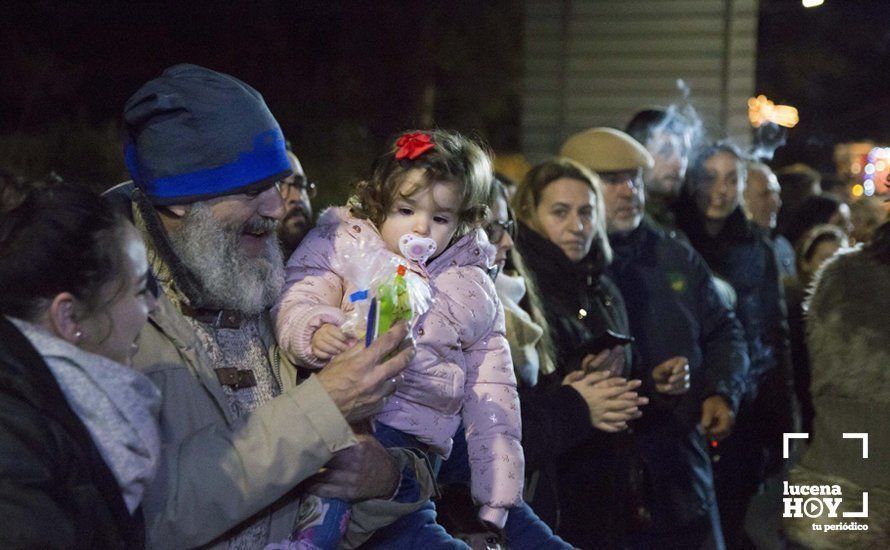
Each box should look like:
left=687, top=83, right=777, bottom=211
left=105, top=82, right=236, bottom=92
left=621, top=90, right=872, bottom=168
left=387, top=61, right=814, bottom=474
left=0, top=185, right=160, bottom=548
left=511, top=158, right=646, bottom=548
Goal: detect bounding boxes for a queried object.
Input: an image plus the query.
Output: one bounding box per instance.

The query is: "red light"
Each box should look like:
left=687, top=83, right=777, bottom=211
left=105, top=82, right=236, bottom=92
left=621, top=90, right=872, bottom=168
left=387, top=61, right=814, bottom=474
left=710, top=439, right=719, bottom=448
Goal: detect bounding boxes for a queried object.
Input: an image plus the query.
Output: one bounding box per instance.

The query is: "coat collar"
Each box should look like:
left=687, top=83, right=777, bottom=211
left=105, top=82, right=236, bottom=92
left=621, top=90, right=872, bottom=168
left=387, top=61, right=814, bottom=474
left=515, top=220, right=605, bottom=290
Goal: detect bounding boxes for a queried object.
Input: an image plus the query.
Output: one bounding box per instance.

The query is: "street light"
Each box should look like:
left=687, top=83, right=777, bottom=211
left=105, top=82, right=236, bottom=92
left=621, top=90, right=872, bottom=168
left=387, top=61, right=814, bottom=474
left=802, top=0, right=824, bottom=8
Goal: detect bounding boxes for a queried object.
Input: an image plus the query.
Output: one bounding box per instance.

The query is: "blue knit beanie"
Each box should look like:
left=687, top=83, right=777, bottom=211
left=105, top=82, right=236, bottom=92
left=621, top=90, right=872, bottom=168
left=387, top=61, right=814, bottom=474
left=123, top=64, right=292, bottom=205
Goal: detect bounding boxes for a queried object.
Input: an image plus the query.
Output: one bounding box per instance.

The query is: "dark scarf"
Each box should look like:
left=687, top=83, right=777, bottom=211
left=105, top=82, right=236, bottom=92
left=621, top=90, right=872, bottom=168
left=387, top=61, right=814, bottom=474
left=514, top=220, right=606, bottom=296
left=676, top=205, right=757, bottom=275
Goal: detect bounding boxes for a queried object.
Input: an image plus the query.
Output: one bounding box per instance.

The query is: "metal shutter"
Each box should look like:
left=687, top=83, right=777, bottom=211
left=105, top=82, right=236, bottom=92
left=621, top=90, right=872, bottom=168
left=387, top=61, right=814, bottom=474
left=522, top=0, right=758, bottom=161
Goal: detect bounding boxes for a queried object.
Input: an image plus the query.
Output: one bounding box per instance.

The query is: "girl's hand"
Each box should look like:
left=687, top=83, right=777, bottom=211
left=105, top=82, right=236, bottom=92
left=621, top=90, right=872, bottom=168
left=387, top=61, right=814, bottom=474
left=311, top=323, right=354, bottom=360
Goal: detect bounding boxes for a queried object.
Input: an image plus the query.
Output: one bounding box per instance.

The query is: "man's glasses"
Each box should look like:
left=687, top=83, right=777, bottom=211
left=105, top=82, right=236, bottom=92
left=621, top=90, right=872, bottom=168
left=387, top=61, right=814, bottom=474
left=599, top=169, right=644, bottom=189
left=278, top=179, right=318, bottom=199
left=483, top=218, right=515, bottom=244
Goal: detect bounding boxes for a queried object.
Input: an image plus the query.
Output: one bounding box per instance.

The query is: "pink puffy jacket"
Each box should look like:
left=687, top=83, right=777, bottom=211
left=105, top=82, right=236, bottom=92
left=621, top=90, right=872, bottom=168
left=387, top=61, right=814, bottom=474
left=273, top=208, right=523, bottom=527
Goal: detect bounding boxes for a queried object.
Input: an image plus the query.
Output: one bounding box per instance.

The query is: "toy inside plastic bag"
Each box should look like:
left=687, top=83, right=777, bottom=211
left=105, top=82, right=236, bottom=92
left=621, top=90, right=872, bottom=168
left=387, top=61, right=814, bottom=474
left=333, top=236, right=432, bottom=345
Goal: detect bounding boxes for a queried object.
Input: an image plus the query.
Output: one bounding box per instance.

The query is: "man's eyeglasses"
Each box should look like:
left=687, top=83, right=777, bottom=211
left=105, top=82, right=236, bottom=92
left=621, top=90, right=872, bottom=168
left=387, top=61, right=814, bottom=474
left=599, top=169, right=643, bottom=189
left=483, top=218, right=515, bottom=243
left=278, top=179, right=317, bottom=199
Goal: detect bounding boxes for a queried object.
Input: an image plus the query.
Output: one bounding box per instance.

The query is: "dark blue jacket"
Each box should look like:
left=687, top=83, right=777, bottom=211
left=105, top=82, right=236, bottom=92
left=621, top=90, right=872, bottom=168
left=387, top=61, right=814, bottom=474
left=677, top=208, right=790, bottom=399
left=678, top=208, right=795, bottom=488
left=607, top=222, right=749, bottom=530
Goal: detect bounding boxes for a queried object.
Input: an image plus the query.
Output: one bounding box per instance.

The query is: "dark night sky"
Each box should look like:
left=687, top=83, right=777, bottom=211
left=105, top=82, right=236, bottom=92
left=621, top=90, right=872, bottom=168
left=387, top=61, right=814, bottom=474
left=3, top=0, right=889, bottom=199
left=757, top=0, right=890, bottom=171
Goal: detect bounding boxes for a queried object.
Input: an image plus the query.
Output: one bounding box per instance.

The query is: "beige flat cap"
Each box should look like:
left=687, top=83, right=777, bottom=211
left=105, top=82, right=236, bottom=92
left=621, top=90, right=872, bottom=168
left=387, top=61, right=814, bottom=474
left=560, top=127, right=654, bottom=172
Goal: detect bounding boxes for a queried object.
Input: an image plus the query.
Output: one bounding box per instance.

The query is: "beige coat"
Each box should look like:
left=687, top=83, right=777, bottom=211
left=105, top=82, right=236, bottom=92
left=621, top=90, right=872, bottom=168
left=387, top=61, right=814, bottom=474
left=132, top=290, right=433, bottom=549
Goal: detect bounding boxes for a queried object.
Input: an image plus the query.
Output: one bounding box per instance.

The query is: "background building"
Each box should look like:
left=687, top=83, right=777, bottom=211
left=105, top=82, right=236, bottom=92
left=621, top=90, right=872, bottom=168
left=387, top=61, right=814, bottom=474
left=521, top=0, right=759, bottom=161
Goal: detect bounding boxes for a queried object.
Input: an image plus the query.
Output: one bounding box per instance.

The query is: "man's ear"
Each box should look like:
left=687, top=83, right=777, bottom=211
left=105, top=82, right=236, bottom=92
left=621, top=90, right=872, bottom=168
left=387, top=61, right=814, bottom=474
left=165, top=204, right=188, bottom=217
left=47, top=292, right=83, bottom=344
left=156, top=204, right=189, bottom=232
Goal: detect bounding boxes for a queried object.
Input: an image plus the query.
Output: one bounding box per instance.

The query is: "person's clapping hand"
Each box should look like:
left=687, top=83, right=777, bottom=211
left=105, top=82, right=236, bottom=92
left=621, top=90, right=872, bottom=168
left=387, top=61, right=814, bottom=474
left=651, top=356, right=690, bottom=395
left=563, top=349, right=648, bottom=433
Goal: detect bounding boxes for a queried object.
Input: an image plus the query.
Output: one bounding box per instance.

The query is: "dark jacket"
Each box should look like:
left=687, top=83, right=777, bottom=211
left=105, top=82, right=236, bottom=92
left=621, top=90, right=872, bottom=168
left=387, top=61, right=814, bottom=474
left=515, top=221, right=635, bottom=548
left=678, top=207, right=795, bottom=484
left=0, top=316, right=145, bottom=549
left=677, top=208, right=790, bottom=400
left=607, top=222, right=749, bottom=530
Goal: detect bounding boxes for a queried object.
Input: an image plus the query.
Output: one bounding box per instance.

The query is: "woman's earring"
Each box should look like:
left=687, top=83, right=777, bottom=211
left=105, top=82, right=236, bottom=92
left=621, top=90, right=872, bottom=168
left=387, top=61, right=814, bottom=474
left=74, top=330, right=83, bottom=343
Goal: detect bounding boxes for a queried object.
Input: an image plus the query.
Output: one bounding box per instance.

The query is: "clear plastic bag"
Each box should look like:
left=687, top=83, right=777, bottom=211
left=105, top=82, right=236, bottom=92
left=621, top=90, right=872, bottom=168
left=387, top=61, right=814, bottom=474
left=332, top=237, right=432, bottom=343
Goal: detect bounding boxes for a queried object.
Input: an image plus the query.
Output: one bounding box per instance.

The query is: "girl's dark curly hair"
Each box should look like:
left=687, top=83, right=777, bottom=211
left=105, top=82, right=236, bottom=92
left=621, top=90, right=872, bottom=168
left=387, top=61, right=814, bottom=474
left=350, top=129, right=493, bottom=237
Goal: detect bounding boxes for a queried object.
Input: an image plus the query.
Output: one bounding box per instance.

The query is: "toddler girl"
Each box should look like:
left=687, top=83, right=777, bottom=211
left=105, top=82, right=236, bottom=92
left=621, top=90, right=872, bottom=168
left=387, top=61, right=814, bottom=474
left=274, top=130, right=523, bottom=539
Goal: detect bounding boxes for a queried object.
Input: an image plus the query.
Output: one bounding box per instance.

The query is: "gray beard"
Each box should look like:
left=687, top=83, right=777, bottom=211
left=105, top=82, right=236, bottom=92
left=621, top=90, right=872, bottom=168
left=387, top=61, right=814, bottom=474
left=167, top=203, right=285, bottom=316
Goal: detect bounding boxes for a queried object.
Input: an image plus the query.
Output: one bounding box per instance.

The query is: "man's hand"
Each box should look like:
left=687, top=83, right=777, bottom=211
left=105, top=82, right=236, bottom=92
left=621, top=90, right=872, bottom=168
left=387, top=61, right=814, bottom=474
left=304, top=434, right=400, bottom=502
left=316, top=322, right=414, bottom=424
left=564, top=370, right=649, bottom=433
left=311, top=323, right=354, bottom=361
left=698, top=394, right=735, bottom=441
left=651, top=356, right=690, bottom=395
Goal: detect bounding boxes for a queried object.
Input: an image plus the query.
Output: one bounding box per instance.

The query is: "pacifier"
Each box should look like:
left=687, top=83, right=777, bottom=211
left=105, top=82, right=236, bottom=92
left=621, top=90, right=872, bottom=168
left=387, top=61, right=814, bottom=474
left=399, top=234, right=437, bottom=264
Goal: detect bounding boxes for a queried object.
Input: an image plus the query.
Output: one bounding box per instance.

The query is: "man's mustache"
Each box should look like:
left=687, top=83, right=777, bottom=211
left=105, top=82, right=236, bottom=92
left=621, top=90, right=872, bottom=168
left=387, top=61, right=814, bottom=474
left=282, top=204, right=311, bottom=225
left=242, top=216, right=278, bottom=234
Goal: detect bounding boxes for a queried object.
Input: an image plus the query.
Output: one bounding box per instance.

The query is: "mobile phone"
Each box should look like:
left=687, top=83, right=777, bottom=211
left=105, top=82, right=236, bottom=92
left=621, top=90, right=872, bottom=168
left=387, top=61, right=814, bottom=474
left=570, top=330, right=634, bottom=372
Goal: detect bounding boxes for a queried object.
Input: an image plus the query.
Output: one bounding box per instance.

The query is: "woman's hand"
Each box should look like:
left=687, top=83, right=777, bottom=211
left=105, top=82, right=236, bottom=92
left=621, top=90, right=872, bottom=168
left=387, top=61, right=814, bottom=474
left=651, top=356, right=690, bottom=395
left=564, top=370, right=649, bottom=432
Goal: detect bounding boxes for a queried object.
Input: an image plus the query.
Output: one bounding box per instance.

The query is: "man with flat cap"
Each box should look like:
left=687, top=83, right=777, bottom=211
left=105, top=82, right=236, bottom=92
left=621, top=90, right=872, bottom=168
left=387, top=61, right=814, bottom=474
left=561, top=128, right=749, bottom=548
left=110, top=64, right=432, bottom=549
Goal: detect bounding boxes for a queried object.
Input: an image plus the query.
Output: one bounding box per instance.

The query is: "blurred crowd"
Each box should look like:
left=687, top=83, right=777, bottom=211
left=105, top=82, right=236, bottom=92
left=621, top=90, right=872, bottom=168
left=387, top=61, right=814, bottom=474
left=1, top=64, right=887, bottom=550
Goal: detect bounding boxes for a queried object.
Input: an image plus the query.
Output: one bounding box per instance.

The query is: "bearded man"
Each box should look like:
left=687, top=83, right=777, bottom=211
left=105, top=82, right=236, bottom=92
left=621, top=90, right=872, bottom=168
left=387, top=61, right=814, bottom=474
left=108, top=64, right=432, bottom=549
left=278, top=148, right=315, bottom=257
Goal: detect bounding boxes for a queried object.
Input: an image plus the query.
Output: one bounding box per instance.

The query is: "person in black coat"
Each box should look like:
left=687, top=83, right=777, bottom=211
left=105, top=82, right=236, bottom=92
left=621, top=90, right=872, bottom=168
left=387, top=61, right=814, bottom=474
left=512, top=158, right=662, bottom=548
left=678, top=142, right=795, bottom=549
left=0, top=185, right=160, bottom=548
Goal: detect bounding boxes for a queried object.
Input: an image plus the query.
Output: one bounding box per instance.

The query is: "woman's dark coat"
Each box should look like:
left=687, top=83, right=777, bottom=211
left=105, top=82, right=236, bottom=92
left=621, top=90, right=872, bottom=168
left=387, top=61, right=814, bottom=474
left=0, top=315, right=144, bottom=548
left=515, top=221, right=636, bottom=548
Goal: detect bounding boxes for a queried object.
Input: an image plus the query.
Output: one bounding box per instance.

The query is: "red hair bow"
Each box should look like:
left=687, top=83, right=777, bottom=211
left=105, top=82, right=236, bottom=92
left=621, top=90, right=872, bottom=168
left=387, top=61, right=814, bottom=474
left=395, top=132, right=435, bottom=160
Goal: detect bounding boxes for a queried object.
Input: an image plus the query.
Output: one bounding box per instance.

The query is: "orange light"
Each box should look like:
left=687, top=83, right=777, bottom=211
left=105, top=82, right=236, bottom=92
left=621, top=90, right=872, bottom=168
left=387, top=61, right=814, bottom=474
left=748, top=95, right=799, bottom=128
left=852, top=184, right=864, bottom=197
